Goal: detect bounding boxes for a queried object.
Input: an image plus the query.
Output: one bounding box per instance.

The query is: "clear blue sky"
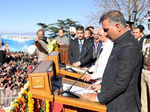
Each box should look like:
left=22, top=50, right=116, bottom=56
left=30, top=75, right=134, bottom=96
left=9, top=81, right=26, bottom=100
left=0, top=0, right=97, bottom=33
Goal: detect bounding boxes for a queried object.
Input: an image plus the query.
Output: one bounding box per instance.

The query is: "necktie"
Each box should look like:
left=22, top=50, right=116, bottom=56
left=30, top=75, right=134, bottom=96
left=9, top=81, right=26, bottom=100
left=93, top=42, right=99, bottom=59
left=79, top=40, right=83, bottom=53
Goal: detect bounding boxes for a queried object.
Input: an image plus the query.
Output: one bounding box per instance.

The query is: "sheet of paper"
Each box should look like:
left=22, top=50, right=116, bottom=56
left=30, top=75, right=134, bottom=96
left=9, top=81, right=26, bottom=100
left=66, top=65, right=86, bottom=74
left=63, top=83, right=96, bottom=94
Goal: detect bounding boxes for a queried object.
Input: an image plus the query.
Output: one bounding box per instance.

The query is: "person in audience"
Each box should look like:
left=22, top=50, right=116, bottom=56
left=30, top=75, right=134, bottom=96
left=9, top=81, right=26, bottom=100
left=5, top=85, right=11, bottom=107
left=68, top=25, right=93, bottom=67
left=55, top=29, right=70, bottom=45
left=82, top=10, right=142, bottom=112
left=4, top=43, right=10, bottom=53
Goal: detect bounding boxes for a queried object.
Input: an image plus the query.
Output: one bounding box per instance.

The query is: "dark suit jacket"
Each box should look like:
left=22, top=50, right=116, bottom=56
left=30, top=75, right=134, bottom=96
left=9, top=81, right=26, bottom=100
left=90, top=38, right=102, bottom=63
left=138, top=35, right=146, bottom=50
left=97, top=31, right=142, bottom=112
left=68, top=38, right=93, bottom=67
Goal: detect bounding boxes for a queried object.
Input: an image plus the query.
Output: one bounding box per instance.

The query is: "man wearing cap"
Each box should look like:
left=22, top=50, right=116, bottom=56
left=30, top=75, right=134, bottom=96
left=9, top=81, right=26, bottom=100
left=69, top=27, right=76, bottom=41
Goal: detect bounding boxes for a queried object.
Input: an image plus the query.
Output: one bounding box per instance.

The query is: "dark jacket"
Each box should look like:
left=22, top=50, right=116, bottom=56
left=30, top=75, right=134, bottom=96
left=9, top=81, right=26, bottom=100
left=68, top=38, right=93, bottom=67
left=90, top=38, right=102, bottom=63
left=98, top=31, right=142, bottom=112
left=138, top=35, right=146, bottom=50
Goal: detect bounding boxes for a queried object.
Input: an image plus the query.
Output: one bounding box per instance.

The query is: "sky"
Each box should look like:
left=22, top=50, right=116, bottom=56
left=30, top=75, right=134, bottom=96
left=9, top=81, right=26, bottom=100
left=0, top=0, right=97, bottom=33
left=0, top=0, right=149, bottom=34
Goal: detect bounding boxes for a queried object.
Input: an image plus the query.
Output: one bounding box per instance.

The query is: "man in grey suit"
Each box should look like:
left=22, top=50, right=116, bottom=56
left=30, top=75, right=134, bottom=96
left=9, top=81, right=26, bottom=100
left=82, top=10, right=142, bottom=112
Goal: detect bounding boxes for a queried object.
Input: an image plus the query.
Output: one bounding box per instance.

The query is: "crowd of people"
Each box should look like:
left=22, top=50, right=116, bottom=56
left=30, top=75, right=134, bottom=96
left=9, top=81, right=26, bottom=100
left=0, top=52, right=38, bottom=108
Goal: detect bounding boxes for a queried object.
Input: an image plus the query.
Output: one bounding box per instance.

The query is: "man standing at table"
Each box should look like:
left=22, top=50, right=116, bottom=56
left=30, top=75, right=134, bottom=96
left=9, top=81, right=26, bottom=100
left=68, top=26, right=93, bottom=67
left=82, top=10, right=142, bottom=112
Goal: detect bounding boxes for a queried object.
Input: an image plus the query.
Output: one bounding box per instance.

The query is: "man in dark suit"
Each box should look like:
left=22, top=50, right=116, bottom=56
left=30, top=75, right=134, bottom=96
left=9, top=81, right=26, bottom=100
left=133, top=25, right=146, bottom=50
left=133, top=25, right=146, bottom=98
left=91, top=29, right=102, bottom=64
left=82, top=10, right=142, bottom=112
left=68, top=26, right=93, bottom=67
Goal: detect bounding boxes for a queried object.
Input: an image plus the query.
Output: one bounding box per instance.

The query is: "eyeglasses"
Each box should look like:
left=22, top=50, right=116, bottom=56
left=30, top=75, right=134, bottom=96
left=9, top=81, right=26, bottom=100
left=103, top=28, right=109, bottom=32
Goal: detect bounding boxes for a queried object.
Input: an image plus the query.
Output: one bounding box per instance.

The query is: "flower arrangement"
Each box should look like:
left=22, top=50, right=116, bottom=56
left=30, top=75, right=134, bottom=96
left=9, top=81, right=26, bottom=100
left=6, top=82, right=50, bottom=112
left=47, top=39, right=58, bottom=53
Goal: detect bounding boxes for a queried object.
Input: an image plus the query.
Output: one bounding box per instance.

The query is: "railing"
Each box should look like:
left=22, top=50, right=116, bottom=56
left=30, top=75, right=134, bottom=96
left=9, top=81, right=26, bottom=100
left=0, top=88, right=18, bottom=109
left=4, top=82, right=50, bottom=112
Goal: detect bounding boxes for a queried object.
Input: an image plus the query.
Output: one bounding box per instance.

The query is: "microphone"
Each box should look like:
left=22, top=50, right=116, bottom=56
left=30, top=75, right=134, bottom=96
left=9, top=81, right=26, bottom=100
left=60, top=71, right=87, bottom=98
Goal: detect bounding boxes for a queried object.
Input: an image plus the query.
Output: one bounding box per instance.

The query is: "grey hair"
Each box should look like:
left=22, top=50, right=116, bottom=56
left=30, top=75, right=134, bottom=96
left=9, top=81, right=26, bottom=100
left=99, top=10, right=126, bottom=27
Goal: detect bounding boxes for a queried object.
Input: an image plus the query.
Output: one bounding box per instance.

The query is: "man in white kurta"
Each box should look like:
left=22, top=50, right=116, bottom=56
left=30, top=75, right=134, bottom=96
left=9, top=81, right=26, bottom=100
left=88, top=38, right=113, bottom=81
left=83, top=29, right=113, bottom=85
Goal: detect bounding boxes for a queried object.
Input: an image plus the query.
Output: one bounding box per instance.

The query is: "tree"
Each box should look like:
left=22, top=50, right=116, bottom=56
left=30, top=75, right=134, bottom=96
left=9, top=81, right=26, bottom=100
left=91, top=0, right=150, bottom=25
left=37, top=18, right=79, bottom=38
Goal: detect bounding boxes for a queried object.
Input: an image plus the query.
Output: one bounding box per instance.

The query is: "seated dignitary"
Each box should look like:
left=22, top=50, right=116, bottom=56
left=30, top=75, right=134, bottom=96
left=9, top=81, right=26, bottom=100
left=68, top=25, right=93, bottom=67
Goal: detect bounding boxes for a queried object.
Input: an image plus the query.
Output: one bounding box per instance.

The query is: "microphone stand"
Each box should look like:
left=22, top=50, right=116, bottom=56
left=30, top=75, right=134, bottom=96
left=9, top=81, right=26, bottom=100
left=60, top=71, right=87, bottom=98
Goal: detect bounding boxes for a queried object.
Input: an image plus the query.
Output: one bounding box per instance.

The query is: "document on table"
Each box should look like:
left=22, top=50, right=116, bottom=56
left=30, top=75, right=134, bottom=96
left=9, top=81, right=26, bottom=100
left=63, top=83, right=96, bottom=94
left=66, top=65, right=86, bottom=74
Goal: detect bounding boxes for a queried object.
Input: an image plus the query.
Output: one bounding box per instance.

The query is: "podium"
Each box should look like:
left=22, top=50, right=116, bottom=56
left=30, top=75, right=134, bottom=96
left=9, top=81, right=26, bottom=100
left=29, top=54, right=106, bottom=112
left=58, top=45, right=70, bottom=64
left=47, top=52, right=60, bottom=74
left=28, top=60, right=54, bottom=100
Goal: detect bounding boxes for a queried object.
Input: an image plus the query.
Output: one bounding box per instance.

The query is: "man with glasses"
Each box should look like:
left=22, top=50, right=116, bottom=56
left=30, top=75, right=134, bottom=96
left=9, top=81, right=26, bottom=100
left=91, top=29, right=102, bottom=63
left=82, top=10, right=142, bottom=112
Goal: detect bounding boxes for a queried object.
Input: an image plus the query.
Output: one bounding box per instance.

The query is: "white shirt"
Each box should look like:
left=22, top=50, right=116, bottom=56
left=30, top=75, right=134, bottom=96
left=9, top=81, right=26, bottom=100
left=89, top=39, right=113, bottom=80
left=78, top=39, right=84, bottom=45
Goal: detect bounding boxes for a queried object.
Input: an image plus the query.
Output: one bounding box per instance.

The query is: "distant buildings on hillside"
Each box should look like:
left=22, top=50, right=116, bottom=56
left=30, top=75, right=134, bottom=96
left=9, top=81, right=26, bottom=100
left=0, top=32, right=36, bottom=40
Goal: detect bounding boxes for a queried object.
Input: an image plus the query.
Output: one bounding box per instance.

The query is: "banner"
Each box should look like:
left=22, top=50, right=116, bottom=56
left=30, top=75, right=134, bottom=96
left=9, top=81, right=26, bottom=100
left=1, top=36, right=35, bottom=52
